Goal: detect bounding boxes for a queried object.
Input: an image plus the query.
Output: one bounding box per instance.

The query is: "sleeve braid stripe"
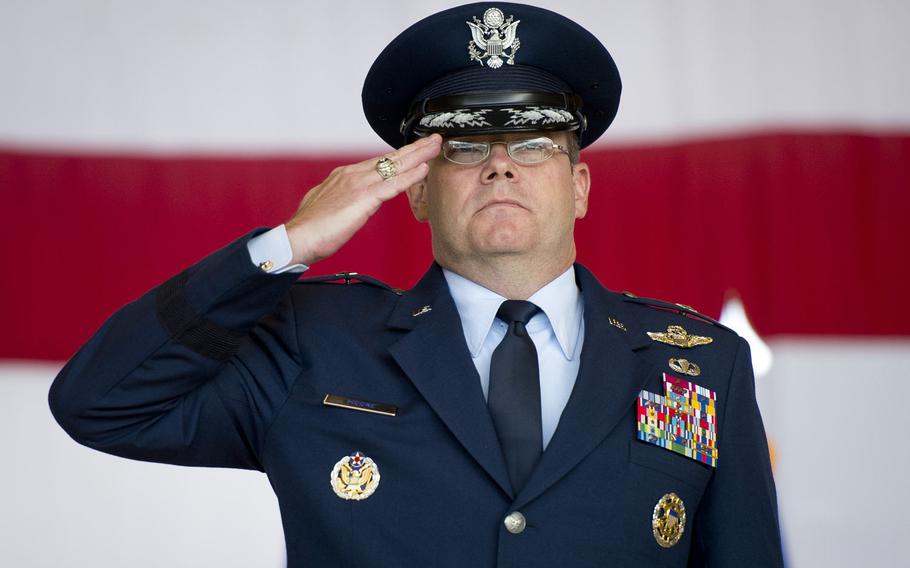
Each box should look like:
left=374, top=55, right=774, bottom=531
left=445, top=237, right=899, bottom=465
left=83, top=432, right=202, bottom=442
left=155, top=271, right=245, bottom=361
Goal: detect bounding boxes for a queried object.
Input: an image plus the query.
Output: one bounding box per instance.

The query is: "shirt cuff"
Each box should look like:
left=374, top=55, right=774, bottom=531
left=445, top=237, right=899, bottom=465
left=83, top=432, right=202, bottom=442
left=246, top=225, right=309, bottom=274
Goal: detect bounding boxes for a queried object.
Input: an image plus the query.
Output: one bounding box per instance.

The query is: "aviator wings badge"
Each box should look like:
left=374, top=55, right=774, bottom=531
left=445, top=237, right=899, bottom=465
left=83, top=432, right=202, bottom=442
left=647, top=325, right=713, bottom=348
left=467, top=8, right=520, bottom=68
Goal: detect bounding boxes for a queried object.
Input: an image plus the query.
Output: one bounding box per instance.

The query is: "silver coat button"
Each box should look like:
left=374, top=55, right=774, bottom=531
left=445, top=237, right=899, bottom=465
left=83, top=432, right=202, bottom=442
left=504, top=511, right=526, bottom=534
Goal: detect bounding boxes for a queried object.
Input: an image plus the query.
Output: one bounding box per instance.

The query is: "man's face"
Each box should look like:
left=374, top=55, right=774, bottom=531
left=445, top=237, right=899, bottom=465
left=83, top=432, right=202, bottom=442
left=406, top=131, right=591, bottom=269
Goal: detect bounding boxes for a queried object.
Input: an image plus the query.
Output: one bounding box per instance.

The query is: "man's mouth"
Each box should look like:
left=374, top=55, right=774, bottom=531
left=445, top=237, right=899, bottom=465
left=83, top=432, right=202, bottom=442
left=479, top=199, right=526, bottom=212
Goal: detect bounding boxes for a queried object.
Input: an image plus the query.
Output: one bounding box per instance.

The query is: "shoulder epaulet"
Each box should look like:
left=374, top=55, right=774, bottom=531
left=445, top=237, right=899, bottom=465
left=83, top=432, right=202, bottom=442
left=296, top=272, right=404, bottom=295
left=620, top=291, right=734, bottom=333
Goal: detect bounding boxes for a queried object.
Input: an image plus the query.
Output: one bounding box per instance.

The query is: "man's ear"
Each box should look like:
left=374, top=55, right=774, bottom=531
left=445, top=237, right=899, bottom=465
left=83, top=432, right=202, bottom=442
left=406, top=180, right=429, bottom=222
left=572, top=162, right=591, bottom=219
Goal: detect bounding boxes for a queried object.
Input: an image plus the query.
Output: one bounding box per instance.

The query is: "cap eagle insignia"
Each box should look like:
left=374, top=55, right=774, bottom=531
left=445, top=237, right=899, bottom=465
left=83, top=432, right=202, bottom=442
left=467, top=8, right=521, bottom=68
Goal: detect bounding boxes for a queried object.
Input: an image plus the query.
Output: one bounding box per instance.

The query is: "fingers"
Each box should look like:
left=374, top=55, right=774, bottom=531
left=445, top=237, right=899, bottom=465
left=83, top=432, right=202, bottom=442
left=283, top=135, right=440, bottom=265
left=368, top=136, right=439, bottom=200
left=389, top=134, right=442, bottom=175
left=352, top=134, right=442, bottom=178
left=373, top=162, right=430, bottom=201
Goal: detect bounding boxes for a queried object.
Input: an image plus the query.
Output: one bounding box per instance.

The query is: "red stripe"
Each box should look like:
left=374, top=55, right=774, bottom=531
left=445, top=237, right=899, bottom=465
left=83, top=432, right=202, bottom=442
left=2, top=130, right=908, bottom=360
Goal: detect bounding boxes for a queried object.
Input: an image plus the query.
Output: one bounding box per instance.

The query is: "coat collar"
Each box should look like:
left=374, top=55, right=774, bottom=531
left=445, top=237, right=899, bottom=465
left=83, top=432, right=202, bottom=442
left=387, top=263, right=515, bottom=497
left=511, top=264, right=657, bottom=508
left=442, top=266, right=583, bottom=360
left=387, top=262, right=657, bottom=503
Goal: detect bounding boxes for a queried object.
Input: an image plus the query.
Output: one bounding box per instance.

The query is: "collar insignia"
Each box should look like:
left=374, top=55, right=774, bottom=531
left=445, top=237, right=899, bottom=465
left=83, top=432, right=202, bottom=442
left=647, top=325, right=713, bottom=348
left=412, top=305, right=432, bottom=317
left=467, top=7, right=521, bottom=68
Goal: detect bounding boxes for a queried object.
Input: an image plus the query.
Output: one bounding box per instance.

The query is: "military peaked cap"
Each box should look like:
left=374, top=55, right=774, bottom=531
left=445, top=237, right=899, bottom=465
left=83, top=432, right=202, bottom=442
left=362, top=2, right=621, bottom=149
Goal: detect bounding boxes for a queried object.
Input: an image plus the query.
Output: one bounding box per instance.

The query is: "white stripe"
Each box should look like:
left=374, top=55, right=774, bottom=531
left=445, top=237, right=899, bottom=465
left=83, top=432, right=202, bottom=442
left=0, top=1, right=907, bottom=152
left=9, top=337, right=907, bottom=566
left=0, top=362, right=285, bottom=567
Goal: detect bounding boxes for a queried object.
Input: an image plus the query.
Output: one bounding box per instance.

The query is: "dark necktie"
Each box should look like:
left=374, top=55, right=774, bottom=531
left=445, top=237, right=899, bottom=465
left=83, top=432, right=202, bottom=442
left=488, top=300, right=543, bottom=493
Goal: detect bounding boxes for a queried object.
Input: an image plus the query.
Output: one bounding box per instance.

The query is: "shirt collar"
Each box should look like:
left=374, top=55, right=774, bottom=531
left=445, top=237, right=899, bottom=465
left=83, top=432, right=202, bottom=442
left=443, top=266, right=583, bottom=360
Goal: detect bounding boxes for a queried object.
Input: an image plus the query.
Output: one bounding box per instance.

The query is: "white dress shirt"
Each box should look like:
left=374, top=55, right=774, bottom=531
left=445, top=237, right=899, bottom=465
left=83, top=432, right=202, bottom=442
left=443, top=268, right=584, bottom=449
left=247, top=225, right=308, bottom=274
left=248, top=227, right=585, bottom=449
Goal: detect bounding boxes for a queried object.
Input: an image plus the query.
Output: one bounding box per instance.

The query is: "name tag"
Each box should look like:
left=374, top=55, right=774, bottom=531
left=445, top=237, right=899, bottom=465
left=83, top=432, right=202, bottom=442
left=323, top=394, right=398, bottom=417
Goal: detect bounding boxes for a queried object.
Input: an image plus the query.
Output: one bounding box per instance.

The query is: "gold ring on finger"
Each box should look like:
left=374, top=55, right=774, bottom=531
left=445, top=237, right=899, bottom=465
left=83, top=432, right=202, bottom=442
left=376, top=156, right=397, bottom=180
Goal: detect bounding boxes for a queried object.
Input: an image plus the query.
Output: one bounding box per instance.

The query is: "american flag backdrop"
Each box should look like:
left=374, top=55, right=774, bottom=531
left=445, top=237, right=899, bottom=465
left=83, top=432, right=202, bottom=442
left=1, top=1, right=908, bottom=566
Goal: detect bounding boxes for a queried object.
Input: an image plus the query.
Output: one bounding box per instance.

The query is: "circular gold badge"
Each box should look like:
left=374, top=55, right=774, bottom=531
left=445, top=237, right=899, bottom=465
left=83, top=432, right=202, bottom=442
left=330, top=451, right=380, bottom=500
left=652, top=492, right=686, bottom=548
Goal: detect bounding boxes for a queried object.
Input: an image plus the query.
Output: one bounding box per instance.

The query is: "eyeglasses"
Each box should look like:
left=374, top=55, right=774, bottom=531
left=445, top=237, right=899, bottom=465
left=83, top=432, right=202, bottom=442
left=442, top=136, right=569, bottom=165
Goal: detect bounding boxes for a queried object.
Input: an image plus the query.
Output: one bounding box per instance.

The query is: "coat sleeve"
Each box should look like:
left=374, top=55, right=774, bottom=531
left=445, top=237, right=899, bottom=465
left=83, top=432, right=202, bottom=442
left=687, top=337, right=785, bottom=567
left=48, top=230, right=303, bottom=471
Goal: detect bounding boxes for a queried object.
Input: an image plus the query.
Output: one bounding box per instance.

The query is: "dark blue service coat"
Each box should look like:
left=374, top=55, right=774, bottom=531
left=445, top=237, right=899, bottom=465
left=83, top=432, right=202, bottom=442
left=49, top=230, right=783, bottom=567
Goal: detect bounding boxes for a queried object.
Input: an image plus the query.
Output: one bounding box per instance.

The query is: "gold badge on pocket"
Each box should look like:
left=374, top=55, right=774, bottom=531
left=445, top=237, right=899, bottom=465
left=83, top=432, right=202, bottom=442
left=652, top=492, right=686, bottom=548
left=330, top=451, right=380, bottom=500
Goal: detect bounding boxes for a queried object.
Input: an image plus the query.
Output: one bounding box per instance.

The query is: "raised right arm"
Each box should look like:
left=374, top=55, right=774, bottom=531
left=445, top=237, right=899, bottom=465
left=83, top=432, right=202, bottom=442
left=49, top=135, right=441, bottom=469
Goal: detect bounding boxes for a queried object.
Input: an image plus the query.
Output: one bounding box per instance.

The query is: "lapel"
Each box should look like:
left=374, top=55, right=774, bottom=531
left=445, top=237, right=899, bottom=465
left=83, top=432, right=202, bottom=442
left=387, top=264, right=514, bottom=498
left=512, top=264, right=657, bottom=509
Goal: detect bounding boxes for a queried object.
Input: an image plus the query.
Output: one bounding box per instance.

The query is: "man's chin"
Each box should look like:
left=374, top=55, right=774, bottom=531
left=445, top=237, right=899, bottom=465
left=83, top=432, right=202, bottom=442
left=470, top=235, right=535, bottom=257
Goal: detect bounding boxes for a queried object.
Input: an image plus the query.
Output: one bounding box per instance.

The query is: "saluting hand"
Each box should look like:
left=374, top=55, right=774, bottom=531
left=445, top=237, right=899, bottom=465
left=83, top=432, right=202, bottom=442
left=285, top=134, right=441, bottom=266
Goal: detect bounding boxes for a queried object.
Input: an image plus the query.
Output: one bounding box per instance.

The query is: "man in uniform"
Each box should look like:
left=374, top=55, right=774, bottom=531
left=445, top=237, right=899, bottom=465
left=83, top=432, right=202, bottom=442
left=50, top=2, right=783, bottom=566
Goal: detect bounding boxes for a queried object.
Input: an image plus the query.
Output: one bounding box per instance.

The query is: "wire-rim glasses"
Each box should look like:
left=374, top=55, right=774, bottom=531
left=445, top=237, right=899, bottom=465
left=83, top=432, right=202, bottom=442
left=442, top=136, right=569, bottom=165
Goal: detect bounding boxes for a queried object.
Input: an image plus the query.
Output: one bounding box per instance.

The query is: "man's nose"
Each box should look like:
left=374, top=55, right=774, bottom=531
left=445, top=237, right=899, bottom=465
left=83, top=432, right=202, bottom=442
left=482, top=143, right=516, bottom=180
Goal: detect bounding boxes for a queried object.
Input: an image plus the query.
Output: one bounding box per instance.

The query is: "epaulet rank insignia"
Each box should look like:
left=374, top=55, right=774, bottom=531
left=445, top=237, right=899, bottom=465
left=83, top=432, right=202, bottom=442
left=621, top=291, right=732, bottom=333
left=298, top=272, right=404, bottom=295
